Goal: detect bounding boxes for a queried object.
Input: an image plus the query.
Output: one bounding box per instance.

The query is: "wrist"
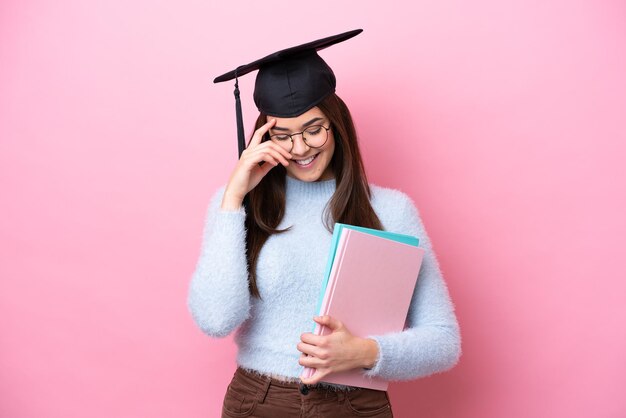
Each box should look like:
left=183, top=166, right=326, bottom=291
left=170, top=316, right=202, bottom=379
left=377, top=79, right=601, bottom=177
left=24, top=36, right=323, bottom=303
left=362, top=338, right=379, bottom=370
left=221, top=192, right=244, bottom=211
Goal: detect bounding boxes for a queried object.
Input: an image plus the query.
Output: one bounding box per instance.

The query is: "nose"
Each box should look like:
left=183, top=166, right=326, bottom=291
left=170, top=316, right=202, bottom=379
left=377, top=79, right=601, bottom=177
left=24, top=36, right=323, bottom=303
left=290, top=133, right=310, bottom=156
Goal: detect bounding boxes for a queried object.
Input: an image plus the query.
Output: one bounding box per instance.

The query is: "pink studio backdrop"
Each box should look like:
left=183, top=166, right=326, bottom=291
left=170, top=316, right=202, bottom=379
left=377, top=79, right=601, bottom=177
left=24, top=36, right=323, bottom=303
left=1, top=1, right=625, bottom=417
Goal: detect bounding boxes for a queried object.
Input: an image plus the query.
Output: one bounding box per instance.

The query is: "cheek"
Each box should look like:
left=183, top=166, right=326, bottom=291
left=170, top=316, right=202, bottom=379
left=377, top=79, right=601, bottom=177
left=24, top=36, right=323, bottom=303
left=324, top=134, right=336, bottom=155
left=326, top=145, right=335, bottom=160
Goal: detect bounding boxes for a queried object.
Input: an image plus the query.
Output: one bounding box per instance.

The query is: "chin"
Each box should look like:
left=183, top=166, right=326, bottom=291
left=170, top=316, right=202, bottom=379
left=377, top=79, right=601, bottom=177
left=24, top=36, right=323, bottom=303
left=287, top=171, right=324, bottom=182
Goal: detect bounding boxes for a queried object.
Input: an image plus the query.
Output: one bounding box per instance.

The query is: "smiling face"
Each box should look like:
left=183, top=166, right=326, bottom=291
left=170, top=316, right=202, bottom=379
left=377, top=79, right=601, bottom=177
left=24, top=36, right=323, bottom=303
left=267, top=107, right=335, bottom=182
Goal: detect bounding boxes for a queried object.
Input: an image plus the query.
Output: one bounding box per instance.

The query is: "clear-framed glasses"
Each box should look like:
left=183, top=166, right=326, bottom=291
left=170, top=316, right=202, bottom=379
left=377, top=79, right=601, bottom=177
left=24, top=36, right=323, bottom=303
left=268, top=124, right=331, bottom=152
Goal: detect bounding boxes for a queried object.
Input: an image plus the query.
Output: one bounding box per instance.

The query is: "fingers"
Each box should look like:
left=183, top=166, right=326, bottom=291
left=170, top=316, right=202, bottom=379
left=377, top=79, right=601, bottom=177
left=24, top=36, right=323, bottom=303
left=243, top=118, right=292, bottom=166
left=224, top=117, right=293, bottom=200
left=251, top=145, right=291, bottom=167
left=257, top=158, right=276, bottom=177
left=313, top=315, right=343, bottom=331
left=300, top=332, right=325, bottom=347
left=259, top=138, right=293, bottom=162
left=248, top=118, right=276, bottom=148
left=299, top=352, right=322, bottom=368
left=239, top=141, right=290, bottom=171
left=297, top=341, right=327, bottom=359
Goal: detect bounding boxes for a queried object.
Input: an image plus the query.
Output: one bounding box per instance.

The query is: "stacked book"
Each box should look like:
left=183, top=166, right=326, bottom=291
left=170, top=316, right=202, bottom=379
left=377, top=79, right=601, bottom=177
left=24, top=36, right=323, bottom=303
left=301, top=223, right=425, bottom=391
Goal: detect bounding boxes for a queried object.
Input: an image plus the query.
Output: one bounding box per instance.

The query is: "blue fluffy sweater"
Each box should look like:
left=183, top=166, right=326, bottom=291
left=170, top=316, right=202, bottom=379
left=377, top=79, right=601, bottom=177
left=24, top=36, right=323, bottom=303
left=187, top=175, right=461, bottom=386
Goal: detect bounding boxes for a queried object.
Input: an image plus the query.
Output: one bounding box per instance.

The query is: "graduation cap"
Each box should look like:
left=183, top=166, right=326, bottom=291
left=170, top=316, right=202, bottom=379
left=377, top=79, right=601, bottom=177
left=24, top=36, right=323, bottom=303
left=213, top=29, right=363, bottom=159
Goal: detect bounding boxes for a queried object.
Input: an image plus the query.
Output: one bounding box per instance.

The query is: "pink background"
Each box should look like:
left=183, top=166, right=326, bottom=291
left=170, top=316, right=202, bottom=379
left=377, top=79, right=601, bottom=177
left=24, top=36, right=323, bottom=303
left=1, top=1, right=625, bottom=417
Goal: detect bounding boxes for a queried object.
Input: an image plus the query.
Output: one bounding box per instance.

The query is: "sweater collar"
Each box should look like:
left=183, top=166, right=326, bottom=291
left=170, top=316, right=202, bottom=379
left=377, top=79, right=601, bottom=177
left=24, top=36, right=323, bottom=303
left=285, top=175, right=336, bottom=201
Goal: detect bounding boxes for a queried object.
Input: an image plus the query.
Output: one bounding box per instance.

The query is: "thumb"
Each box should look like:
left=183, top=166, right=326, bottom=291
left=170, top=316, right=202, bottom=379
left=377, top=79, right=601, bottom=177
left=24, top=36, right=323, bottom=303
left=300, top=369, right=324, bottom=385
left=257, top=159, right=275, bottom=176
left=247, top=159, right=276, bottom=188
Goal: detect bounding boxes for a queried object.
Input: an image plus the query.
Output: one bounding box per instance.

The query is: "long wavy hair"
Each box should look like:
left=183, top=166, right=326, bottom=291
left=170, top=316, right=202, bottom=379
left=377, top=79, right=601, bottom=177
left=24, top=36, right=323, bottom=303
left=245, top=93, right=383, bottom=298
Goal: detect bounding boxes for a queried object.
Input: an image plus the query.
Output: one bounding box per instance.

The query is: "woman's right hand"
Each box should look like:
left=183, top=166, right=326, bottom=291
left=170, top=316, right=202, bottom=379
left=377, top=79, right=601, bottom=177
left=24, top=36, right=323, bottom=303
left=221, top=118, right=292, bottom=210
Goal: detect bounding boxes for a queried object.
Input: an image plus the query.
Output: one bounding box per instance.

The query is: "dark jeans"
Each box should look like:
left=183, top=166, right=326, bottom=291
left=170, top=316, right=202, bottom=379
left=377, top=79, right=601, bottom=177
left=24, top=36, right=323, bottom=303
left=221, top=367, right=394, bottom=417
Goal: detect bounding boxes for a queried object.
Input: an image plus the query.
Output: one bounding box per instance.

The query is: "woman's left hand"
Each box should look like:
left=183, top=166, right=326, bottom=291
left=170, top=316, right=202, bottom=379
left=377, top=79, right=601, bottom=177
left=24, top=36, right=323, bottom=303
left=297, top=315, right=379, bottom=385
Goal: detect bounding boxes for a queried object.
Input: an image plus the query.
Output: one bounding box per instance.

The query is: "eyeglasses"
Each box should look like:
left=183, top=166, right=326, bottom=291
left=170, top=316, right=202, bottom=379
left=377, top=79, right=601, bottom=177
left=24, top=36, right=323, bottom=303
left=268, top=124, right=331, bottom=152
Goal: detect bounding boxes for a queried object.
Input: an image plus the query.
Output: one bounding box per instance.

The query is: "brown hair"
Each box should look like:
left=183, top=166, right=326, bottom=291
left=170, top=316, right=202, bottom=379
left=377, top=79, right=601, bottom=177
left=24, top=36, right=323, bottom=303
left=245, top=93, right=383, bottom=298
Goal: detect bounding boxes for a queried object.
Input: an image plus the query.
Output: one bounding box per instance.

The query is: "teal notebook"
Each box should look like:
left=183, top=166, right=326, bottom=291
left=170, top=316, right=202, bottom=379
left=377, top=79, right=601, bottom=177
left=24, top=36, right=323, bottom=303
left=311, top=223, right=420, bottom=332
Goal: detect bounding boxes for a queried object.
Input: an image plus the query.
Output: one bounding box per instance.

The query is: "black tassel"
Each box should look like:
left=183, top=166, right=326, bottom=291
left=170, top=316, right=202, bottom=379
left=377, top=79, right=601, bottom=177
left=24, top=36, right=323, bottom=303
left=233, top=69, right=245, bottom=158
left=233, top=68, right=250, bottom=213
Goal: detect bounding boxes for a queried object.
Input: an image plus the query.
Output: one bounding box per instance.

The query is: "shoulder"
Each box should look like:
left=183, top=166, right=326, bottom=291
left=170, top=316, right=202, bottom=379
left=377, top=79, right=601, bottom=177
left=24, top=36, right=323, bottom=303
left=369, top=183, right=415, bottom=210
left=368, top=183, right=423, bottom=237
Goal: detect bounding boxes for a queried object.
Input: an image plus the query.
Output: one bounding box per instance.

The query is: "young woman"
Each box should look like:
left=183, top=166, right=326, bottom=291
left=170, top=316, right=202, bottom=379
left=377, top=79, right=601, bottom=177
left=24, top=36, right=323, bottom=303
left=187, top=29, right=461, bottom=418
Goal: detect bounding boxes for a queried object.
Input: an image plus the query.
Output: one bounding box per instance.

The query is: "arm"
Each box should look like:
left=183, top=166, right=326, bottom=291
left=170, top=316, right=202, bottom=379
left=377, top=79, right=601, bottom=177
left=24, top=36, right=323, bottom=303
left=363, top=193, right=462, bottom=381
left=186, top=185, right=251, bottom=337
left=187, top=118, right=291, bottom=338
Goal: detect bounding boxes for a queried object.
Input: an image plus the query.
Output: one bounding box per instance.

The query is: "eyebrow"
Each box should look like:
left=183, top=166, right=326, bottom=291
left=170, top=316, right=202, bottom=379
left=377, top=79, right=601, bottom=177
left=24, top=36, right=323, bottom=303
left=272, top=117, right=324, bottom=132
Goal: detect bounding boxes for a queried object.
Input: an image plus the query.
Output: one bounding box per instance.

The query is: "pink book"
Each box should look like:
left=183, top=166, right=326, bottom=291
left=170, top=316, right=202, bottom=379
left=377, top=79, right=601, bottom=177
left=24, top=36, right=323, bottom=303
left=301, top=226, right=425, bottom=391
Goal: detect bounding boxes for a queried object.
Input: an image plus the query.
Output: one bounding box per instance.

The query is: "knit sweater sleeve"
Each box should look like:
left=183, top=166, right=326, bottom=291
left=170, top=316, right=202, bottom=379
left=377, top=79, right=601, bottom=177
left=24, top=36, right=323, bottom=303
left=363, top=192, right=462, bottom=381
left=186, top=185, right=251, bottom=337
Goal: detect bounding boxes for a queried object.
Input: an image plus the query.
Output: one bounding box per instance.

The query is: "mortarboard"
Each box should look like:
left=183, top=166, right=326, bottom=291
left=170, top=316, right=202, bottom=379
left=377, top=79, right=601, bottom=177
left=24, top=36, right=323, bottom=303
left=213, top=29, right=363, bottom=159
